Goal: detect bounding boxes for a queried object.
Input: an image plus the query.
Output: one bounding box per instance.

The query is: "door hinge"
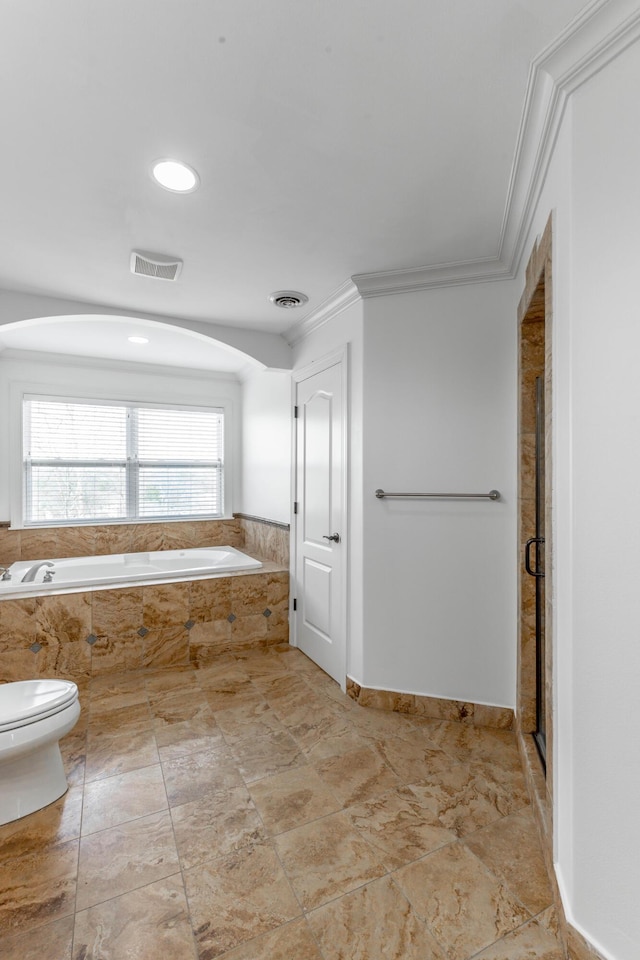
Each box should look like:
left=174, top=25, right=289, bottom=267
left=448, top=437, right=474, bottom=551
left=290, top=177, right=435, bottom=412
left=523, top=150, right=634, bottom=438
left=292, top=598, right=297, bottom=611
left=293, top=501, right=298, bottom=514
left=294, top=405, right=299, bottom=418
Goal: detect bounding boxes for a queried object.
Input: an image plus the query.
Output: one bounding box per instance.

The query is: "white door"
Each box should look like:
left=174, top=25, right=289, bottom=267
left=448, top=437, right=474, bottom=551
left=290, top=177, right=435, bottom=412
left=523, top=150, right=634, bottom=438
left=294, top=357, right=346, bottom=686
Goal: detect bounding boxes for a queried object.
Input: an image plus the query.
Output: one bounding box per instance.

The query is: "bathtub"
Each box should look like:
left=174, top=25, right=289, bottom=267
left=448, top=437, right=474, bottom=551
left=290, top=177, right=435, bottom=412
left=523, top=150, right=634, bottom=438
left=0, top=546, right=262, bottom=598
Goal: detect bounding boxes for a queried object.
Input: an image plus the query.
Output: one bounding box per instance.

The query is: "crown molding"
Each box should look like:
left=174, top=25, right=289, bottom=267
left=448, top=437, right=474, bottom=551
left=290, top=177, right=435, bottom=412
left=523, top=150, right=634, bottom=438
left=352, top=256, right=511, bottom=298
left=289, top=0, right=640, bottom=326
left=284, top=279, right=360, bottom=347
left=502, top=0, right=640, bottom=277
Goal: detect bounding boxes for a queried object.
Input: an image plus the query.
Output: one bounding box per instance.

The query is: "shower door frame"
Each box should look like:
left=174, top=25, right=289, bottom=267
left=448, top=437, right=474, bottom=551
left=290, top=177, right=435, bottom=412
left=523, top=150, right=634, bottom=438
left=517, top=213, right=554, bottom=805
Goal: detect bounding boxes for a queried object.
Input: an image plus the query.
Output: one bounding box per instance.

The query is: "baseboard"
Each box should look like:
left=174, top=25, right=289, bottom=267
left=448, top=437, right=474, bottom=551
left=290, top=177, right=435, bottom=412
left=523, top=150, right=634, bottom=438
left=346, top=678, right=514, bottom=730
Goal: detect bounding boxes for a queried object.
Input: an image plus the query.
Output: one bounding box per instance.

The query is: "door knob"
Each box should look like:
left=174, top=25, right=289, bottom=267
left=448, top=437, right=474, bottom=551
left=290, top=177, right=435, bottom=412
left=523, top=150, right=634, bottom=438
left=322, top=533, right=341, bottom=543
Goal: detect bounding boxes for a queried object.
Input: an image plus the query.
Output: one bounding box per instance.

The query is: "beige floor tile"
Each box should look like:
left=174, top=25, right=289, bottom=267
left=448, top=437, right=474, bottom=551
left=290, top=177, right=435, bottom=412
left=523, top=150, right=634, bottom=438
left=235, top=650, right=293, bottom=680
left=0, top=839, right=79, bottom=935
left=249, top=765, right=341, bottom=835
left=81, top=764, right=168, bottom=835
left=147, top=687, right=211, bottom=721
left=218, top=918, right=323, bottom=959
left=274, top=811, right=386, bottom=911
left=464, top=807, right=554, bottom=914
left=348, top=704, right=418, bottom=741
left=345, top=785, right=456, bottom=870
left=313, top=745, right=402, bottom=807
left=170, top=785, right=266, bottom=869
left=251, top=673, right=310, bottom=703
left=472, top=916, right=565, bottom=959
left=372, top=730, right=453, bottom=783
left=1, top=915, right=74, bottom=960
left=405, top=753, right=517, bottom=837
left=0, top=786, right=82, bottom=861
left=432, top=721, right=521, bottom=769
left=231, top=729, right=305, bottom=783
left=269, top=690, right=337, bottom=728
left=184, top=842, right=300, bottom=958
left=214, top=700, right=287, bottom=743
left=87, top=700, right=152, bottom=737
left=76, top=811, right=179, bottom=910
left=88, top=674, right=148, bottom=714
left=0, top=647, right=564, bottom=960
left=202, top=682, right=266, bottom=712
left=162, top=745, right=243, bottom=806
left=73, top=875, right=197, bottom=960
left=287, top=711, right=365, bottom=760
left=469, top=754, right=531, bottom=813
left=84, top=727, right=159, bottom=782
left=393, top=842, right=531, bottom=960
left=59, top=729, right=87, bottom=785
left=308, top=875, right=447, bottom=960
left=144, top=666, right=201, bottom=694
left=156, top=720, right=225, bottom=761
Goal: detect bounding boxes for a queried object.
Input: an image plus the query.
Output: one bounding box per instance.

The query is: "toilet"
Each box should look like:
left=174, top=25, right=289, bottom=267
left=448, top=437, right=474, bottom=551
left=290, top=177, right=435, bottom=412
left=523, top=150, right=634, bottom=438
left=0, top=679, right=80, bottom=825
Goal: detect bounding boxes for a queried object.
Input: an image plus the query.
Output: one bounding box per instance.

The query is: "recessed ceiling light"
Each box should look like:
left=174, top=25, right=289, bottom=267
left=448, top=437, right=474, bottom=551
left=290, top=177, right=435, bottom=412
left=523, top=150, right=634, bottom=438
left=151, top=159, right=199, bottom=193
left=128, top=336, right=149, bottom=344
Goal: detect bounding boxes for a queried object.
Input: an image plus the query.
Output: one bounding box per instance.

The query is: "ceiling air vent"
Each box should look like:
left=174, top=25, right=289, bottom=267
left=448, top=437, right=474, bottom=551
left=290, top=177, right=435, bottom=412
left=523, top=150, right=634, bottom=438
left=269, top=290, right=309, bottom=309
left=130, top=250, right=183, bottom=281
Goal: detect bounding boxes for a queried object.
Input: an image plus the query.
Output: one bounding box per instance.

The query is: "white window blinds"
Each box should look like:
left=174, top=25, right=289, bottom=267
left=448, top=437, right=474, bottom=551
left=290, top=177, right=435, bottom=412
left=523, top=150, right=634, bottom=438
left=23, top=397, right=224, bottom=525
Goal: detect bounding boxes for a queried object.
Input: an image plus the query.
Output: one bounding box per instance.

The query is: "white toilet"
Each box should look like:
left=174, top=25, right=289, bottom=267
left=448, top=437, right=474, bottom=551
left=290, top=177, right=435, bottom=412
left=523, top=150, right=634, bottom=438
left=0, top=679, right=80, bottom=825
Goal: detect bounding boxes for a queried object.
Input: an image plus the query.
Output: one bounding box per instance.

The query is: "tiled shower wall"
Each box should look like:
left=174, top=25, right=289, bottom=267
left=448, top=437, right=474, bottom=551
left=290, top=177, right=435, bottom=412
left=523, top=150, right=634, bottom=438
left=0, top=516, right=290, bottom=685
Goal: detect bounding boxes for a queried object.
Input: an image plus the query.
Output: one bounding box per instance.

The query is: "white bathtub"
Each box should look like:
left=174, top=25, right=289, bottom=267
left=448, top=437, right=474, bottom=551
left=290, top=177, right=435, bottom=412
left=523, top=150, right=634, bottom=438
left=0, top=546, right=262, bottom=598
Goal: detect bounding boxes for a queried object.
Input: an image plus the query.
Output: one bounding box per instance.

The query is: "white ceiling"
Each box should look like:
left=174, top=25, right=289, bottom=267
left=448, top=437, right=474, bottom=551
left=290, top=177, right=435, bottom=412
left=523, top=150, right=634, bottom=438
left=0, top=0, right=588, bottom=366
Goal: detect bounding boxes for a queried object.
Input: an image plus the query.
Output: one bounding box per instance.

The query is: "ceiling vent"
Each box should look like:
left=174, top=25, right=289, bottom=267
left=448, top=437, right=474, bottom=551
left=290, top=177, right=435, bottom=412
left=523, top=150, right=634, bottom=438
left=130, top=250, right=183, bottom=281
left=269, top=290, right=309, bottom=309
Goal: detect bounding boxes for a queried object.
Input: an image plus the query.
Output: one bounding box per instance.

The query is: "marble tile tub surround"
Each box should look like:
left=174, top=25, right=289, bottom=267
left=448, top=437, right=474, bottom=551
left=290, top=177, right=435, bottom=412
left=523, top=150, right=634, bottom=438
left=0, top=566, right=289, bottom=684
left=347, top=679, right=514, bottom=731
left=0, top=514, right=289, bottom=567
left=0, top=644, right=566, bottom=960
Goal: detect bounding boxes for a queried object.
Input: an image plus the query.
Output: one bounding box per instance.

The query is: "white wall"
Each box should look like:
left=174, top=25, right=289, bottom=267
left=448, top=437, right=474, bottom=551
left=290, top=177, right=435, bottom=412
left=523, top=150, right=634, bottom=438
left=516, top=37, right=640, bottom=960
left=565, top=43, right=640, bottom=960
left=361, top=283, right=518, bottom=706
left=0, top=352, right=241, bottom=523
left=240, top=369, right=291, bottom=523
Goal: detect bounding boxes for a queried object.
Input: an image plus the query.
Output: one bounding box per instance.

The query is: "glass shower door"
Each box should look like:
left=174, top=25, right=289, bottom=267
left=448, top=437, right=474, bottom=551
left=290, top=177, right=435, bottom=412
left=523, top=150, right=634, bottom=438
left=525, top=376, right=546, bottom=767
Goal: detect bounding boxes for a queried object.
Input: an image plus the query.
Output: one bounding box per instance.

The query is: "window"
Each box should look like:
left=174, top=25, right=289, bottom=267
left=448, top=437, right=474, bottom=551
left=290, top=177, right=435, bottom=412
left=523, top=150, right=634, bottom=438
left=23, top=396, right=224, bottom=525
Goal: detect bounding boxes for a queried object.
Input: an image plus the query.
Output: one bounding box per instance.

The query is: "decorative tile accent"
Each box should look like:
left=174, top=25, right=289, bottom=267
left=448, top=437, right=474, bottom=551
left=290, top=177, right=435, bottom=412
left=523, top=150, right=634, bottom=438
left=86, top=634, right=98, bottom=646
left=184, top=619, right=195, bottom=630
left=29, top=642, right=43, bottom=653
left=227, top=613, right=237, bottom=623
left=263, top=608, right=272, bottom=618
left=137, top=626, right=149, bottom=638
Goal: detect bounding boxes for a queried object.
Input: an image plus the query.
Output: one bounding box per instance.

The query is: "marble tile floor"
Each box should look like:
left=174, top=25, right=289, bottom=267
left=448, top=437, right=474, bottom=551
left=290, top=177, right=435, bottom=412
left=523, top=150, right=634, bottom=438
left=0, top=644, right=566, bottom=959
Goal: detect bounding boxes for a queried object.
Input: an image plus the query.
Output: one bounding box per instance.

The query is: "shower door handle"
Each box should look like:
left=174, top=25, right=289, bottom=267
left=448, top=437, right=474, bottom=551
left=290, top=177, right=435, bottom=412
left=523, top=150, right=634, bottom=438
left=525, top=537, right=545, bottom=577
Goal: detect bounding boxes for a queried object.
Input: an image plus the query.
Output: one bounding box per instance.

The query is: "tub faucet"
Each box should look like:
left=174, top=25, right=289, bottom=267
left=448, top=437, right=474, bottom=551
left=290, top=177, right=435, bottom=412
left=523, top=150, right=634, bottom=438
left=21, top=560, right=55, bottom=583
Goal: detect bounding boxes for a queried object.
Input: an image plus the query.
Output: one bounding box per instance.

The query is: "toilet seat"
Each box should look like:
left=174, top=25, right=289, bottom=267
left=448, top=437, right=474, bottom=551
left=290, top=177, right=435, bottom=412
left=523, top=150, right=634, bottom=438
left=0, top=679, right=78, bottom=732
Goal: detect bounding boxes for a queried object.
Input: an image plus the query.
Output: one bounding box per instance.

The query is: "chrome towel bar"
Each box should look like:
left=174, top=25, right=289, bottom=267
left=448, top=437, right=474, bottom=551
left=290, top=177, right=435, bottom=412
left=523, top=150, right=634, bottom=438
left=375, top=489, right=500, bottom=501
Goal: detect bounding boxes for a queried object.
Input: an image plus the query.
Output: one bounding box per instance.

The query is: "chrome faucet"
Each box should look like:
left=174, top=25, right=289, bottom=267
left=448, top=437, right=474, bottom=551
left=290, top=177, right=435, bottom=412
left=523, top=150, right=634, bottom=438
left=0, top=566, right=11, bottom=581
left=21, top=560, right=55, bottom=583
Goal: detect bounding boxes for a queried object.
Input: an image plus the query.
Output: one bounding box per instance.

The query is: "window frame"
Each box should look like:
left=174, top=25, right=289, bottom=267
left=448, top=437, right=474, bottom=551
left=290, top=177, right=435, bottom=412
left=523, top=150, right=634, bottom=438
left=13, top=388, right=234, bottom=529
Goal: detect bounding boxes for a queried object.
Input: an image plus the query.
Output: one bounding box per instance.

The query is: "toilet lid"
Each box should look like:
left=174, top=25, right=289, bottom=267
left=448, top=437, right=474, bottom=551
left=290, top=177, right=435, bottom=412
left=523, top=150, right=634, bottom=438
left=0, top=679, right=78, bottom=731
